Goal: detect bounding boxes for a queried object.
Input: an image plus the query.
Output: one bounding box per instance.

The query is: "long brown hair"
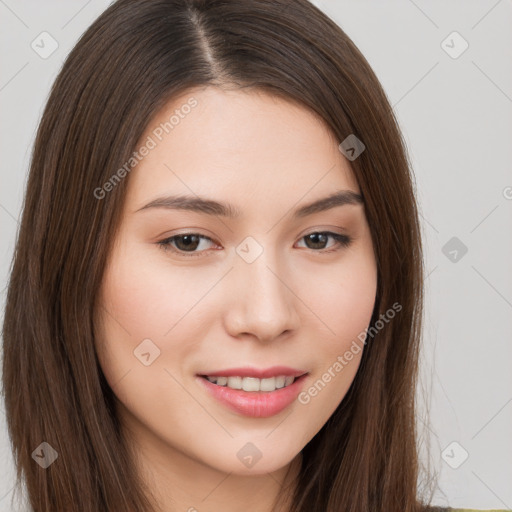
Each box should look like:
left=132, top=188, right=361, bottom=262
left=2, top=0, right=434, bottom=510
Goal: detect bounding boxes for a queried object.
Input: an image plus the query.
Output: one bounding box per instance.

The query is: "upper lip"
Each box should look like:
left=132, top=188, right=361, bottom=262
left=198, top=366, right=308, bottom=379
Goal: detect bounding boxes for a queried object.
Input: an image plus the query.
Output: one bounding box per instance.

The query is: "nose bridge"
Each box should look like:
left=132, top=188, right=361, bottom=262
left=225, top=241, right=299, bottom=340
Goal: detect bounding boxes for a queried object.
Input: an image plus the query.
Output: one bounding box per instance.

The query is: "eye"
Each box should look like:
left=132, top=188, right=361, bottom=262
left=295, top=231, right=352, bottom=253
left=157, top=233, right=217, bottom=258
left=157, top=231, right=352, bottom=258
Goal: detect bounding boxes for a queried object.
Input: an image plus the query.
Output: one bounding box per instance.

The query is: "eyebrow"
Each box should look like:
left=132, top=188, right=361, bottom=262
left=135, top=189, right=363, bottom=218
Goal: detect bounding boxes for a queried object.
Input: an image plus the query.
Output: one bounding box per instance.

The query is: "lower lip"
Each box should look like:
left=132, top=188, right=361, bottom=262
left=196, top=374, right=308, bottom=418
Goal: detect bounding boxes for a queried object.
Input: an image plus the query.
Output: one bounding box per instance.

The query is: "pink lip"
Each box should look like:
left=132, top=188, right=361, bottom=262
left=196, top=372, right=309, bottom=418
left=199, top=366, right=307, bottom=379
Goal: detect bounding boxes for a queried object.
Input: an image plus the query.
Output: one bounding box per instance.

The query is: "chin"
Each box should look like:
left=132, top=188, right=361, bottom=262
left=205, top=437, right=302, bottom=476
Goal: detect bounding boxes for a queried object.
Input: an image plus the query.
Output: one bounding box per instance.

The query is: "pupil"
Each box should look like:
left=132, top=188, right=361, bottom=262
left=177, top=235, right=199, bottom=251
left=173, top=234, right=330, bottom=252
left=307, top=233, right=327, bottom=249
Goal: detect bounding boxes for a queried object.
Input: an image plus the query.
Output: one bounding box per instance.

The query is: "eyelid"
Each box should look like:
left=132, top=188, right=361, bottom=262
left=156, top=229, right=352, bottom=258
left=157, top=233, right=218, bottom=258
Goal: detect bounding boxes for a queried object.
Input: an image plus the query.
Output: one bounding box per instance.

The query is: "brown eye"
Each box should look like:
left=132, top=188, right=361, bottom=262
left=171, top=234, right=201, bottom=251
left=157, top=230, right=352, bottom=259
left=297, top=231, right=352, bottom=252
left=157, top=233, right=216, bottom=257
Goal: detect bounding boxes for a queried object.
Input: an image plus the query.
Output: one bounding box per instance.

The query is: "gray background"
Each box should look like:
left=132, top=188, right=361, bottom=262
left=1, top=0, right=511, bottom=510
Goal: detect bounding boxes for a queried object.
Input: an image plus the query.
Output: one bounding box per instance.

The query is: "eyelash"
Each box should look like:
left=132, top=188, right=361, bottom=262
left=156, top=231, right=352, bottom=259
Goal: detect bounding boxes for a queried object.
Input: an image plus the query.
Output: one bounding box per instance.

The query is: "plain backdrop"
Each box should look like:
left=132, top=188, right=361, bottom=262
left=1, top=0, right=511, bottom=510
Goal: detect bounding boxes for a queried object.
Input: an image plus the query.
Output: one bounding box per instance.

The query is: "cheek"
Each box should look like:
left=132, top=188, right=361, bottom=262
left=332, top=259, right=377, bottom=340
left=94, top=244, right=218, bottom=449
left=94, top=241, right=214, bottom=396
left=98, top=238, right=217, bottom=341
left=301, top=242, right=377, bottom=345
left=292, top=245, right=377, bottom=432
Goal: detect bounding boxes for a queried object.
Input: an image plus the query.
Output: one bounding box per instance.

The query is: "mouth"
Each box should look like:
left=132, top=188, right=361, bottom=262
left=198, top=374, right=301, bottom=392
left=195, top=367, right=309, bottom=418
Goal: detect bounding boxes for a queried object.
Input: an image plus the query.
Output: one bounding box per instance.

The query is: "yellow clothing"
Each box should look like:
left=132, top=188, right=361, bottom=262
left=428, top=507, right=509, bottom=512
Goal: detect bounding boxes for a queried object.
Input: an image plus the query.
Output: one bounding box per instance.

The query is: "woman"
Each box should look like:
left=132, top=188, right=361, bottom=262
left=1, top=0, right=505, bottom=511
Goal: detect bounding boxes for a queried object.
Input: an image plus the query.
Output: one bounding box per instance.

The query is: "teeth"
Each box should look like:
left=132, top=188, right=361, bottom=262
left=243, top=377, right=260, bottom=392
left=227, top=376, right=242, bottom=389
left=275, top=376, right=286, bottom=389
left=260, top=377, right=277, bottom=392
left=205, top=375, right=297, bottom=392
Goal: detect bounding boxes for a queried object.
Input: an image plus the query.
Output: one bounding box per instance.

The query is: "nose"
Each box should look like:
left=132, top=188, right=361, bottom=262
left=223, top=248, right=301, bottom=343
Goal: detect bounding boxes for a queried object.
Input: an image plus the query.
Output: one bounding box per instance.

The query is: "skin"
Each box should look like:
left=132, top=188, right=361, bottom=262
left=94, top=85, right=378, bottom=512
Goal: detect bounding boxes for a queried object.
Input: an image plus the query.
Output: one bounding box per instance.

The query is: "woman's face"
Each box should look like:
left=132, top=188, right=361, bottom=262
left=95, top=86, right=377, bottom=477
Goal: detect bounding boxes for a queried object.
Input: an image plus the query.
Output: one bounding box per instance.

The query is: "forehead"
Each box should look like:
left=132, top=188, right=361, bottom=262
left=124, top=86, right=360, bottom=213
